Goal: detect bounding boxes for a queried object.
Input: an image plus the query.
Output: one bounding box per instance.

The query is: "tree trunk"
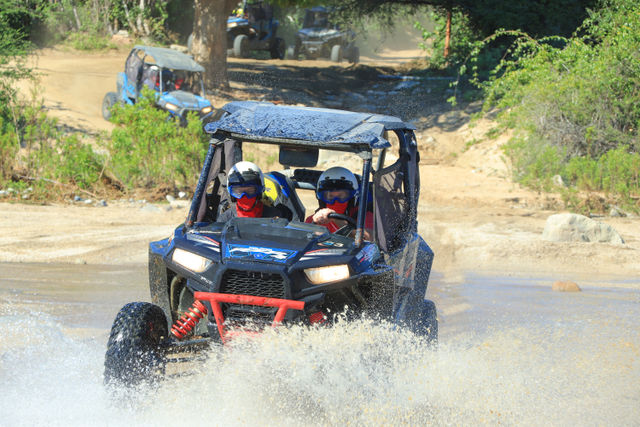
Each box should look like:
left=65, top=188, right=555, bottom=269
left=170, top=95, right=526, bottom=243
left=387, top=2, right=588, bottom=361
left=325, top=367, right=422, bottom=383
left=192, top=0, right=236, bottom=89
left=444, top=8, right=451, bottom=59
left=122, top=1, right=136, bottom=34
left=72, top=3, right=82, bottom=31
left=137, top=0, right=146, bottom=35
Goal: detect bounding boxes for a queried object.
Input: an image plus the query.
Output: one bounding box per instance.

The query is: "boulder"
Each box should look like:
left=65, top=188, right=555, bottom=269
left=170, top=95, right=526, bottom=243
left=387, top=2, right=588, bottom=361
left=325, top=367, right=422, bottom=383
left=552, top=280, right=581, bottom=292
left=170, top=44, right=188, bottom=53
left=542, top=213, right=624, bottom=245
left=609, top=206, right=626, bottom=217
left=111, top=30, right=132, bottom=45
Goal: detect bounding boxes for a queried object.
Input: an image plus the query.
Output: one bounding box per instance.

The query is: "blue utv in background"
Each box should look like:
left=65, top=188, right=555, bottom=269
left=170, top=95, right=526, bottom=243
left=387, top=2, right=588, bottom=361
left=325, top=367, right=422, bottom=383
left=102, top=45, right=215, bottom=125
left=104, top=101, right=437, bottom=386
left=289, top=6, right=359, bottom=63
left=226, top=1, right=286, bottom=59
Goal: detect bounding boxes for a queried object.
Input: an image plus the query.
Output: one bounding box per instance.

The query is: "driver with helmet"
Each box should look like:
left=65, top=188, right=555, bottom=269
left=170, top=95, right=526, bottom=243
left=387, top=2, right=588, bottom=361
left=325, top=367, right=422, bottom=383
left=217, top=161, right=290, bottom=221
left=305, top=166, right=373, bottom=240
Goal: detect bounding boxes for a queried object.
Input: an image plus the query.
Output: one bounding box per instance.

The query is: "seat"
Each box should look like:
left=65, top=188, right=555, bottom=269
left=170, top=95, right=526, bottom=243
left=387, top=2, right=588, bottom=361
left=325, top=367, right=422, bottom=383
left=265, top=172, right=305, bottom=221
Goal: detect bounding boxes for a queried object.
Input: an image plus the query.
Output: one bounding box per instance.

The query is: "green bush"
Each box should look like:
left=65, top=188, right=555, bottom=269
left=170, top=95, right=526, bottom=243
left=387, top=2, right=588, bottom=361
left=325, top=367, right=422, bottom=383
left=503, top=136, right=565, bottom=191
left=64, top=32, right=116, bottom=51
left=473, top=0, right=640, bottom=210
left=104, top=89, right=209, bottom=190
left=0, top=94, right=106, bottom=199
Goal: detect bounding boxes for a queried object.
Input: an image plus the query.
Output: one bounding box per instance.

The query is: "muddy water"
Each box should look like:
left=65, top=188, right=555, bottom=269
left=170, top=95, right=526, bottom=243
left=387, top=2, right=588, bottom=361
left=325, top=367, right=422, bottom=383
left=1, top=263, right=638, bottom=426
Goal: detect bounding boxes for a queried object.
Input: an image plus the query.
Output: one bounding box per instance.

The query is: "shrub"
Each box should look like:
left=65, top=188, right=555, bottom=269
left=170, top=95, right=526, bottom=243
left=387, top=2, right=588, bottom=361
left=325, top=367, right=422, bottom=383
left=472, top=0, right=640, bottom=210
left=0, top=94, right=106, bottom=200
left=64, top=32, right=116, bottom=51
left=104, top=89, right=209, bottom=191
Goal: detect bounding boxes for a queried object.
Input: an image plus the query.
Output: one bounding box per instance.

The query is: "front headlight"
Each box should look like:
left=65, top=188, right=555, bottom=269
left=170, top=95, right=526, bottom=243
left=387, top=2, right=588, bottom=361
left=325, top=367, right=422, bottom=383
left=172, top=248, right=212, bottom=272
left=165, top=102, right=179, bottom=111
left=201, top=106, right=213, bottom=114
left=304, top=264, right=350, bottom=285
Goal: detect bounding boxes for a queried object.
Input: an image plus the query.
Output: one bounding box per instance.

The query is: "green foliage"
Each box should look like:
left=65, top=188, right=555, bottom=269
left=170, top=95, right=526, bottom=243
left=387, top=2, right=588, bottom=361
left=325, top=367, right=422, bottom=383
left=469, top=0, right=640, bottom=210
left=503, top=136, right=566, bottom=191
left=504, top=137, right=640, bottom=212
left=0, top=1, right=32, bottom=116
left=565, top=146, right=640, bottom=199
left=104, top=89, right=209, bottom=190
left=0, top=94, right=106, bottom=199
left=64, top=32, right=117, bottom=51
left=415, top=10, right=481, bottom=69
left=16, top=0, right=172, bottom=47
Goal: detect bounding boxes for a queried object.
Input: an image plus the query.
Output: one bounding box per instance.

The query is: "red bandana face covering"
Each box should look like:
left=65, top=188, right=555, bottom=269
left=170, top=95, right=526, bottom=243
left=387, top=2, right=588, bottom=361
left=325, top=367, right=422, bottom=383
left=326, top=200, right=349, bottom=215
left=235, top=196, right=263, bottom=218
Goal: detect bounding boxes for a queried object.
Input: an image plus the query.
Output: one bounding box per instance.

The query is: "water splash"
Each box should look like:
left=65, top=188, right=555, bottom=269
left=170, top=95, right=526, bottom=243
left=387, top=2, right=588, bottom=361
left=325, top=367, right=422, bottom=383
left=2, top=305, right=638, bottom=426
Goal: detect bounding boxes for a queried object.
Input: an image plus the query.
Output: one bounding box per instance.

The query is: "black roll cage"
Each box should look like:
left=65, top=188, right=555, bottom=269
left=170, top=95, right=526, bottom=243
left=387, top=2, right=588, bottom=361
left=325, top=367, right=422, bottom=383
left=186, top=129, right=418, bottom=250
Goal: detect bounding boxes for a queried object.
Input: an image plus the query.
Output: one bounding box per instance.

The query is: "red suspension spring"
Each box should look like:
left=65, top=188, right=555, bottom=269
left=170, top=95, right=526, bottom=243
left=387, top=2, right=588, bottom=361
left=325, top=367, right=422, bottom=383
left=171, top=300, right=208, bottom=339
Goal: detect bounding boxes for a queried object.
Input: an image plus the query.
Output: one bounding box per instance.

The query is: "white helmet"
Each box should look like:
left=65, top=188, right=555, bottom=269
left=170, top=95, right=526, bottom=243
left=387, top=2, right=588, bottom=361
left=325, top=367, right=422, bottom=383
left=316, top=166, right=359, bottom=204
left=228, top=161, right=264, bottom=188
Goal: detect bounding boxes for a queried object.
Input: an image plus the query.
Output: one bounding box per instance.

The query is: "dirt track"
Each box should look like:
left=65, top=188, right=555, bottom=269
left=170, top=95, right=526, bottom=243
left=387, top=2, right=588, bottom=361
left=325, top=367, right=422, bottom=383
left=7, top=45, right=640, bottom=283
left=3, top=42, right=639, bottom=427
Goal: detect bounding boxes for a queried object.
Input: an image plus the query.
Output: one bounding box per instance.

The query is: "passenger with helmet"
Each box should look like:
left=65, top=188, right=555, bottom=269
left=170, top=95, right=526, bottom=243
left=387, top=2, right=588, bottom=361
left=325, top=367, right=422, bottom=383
left=142, top=65, right=160, bottom=90
left=305, top=166, right=373, bottom=240
left=161, top=69, right=175, bottom=91
left=217, top=161, right=291, bottom=221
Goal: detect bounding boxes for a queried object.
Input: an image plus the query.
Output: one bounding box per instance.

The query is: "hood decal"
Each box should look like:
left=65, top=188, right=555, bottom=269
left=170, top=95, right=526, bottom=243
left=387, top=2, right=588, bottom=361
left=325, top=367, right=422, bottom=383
left=300, top=247, right=347, bottom=261
left=225, top=244, right=297, bottom=263
left=186, top=232, right=220, bottom=251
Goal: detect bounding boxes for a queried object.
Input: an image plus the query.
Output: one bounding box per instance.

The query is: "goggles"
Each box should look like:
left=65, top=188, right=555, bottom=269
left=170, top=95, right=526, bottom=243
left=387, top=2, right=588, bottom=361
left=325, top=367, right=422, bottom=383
left=229, top=183, right=262, bottom=199
left=317, top=188, right=356, bottom=204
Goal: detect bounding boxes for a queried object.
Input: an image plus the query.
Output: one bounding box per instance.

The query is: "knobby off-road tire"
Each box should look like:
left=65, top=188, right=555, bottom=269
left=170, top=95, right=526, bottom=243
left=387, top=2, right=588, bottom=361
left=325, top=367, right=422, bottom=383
left=287, top=41, right=300, bottom=60
left=270, top=37, right=286, bottom=60
left=102, top=92, right=118, bottom=121
left=104, top=302, right=168, bottom=387
left=233, top=34, right=249, bottom=58
left=348, top=46, right=360, bottom=64
left=330, top=45, right=342, bottom=63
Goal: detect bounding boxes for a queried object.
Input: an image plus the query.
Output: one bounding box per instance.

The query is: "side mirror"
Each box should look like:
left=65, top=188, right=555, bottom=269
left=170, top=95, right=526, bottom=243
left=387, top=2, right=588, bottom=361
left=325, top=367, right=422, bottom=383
left=279, top=147, right=318, bottom=167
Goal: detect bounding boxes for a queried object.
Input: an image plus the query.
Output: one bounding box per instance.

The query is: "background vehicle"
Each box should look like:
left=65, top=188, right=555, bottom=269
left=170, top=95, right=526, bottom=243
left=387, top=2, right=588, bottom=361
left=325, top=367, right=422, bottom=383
left=289, top=6, right=359, bottom=63
left=227, top=1, right=286, bottom=59
left=104, top=101, right=436, bottom=386
left=102, top=45, right=215, bottom=125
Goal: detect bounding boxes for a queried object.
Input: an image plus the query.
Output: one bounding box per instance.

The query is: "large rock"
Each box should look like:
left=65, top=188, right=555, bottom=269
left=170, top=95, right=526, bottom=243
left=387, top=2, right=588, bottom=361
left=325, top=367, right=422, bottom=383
left=552, top=280, right=581, bottom=292
left=542, top=213, right=624, bottom=245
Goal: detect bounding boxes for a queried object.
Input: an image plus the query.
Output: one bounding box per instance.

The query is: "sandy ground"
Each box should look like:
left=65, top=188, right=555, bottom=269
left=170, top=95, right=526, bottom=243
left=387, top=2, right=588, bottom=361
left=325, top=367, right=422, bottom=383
left=2, top=41, right=639, bottom=426
left=6, top=44, right=640, bottom=286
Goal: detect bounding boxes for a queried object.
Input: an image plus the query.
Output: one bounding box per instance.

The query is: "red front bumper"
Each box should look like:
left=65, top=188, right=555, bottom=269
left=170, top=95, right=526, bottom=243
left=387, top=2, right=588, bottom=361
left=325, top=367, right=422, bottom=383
left=194, top=292, right=306, bottom=344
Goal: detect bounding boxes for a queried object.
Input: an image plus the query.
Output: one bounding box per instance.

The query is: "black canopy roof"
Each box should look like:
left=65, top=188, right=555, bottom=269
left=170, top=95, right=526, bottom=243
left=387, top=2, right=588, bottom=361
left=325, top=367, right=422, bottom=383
left=204, top=101, right=415, bottom=151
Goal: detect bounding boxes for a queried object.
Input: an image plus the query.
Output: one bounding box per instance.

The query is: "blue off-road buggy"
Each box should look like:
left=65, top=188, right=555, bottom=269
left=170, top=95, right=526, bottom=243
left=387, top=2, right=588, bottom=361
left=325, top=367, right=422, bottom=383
left=227, top=1, right=286, bottom=59
left=104, top=101, right=437, bottom=386
left=289, top=6, right=359, bottom=63
left=102, top=45, right=215, bottom=125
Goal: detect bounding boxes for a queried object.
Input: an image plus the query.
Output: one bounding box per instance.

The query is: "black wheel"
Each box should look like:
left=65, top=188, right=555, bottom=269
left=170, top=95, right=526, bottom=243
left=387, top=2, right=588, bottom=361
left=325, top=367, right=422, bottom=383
left=102, top=92, right=118, bottom=121
left=233, top=34, right=249, bottom=58
left=288, top=39, right=301, bottom=60
left=348, top=46, right=360, bottom=64
left=104, top=302, right=168, bottom=387
left=330, top=45, right=342, bottom=63
left=270, top=37, right=286, bottom=60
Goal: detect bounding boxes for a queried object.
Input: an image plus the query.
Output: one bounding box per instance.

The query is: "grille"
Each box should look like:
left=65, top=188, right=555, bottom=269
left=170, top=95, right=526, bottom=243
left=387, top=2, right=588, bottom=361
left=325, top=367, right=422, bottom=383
left=220, top=269, right=286, bottom=299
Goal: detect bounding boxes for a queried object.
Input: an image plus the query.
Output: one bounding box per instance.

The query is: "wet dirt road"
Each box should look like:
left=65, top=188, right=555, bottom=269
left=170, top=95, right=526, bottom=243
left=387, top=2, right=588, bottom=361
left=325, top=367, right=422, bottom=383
left=1, top=262, right=638, bottom=426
